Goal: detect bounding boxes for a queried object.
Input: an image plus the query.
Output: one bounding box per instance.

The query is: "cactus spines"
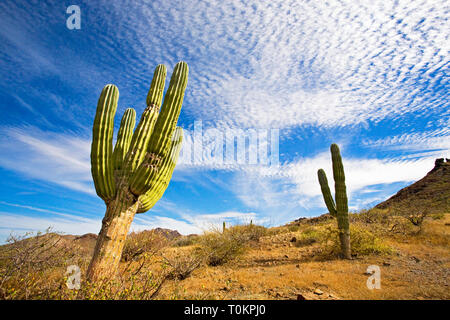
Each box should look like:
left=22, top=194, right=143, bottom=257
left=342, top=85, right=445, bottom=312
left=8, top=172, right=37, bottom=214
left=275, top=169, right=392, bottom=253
left=87, top=62, right=188, bottom=282
left=317, top=143, right=351, bottom=259
left=91, top=84, right=119, bottom=201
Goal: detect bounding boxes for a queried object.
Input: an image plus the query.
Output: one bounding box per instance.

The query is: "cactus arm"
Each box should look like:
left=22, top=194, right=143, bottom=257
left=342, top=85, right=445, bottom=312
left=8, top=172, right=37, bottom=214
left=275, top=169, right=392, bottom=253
left=122, top=65, right=167, bottom=177
left=112, top=108, right=136, bottom=172
left=137, top=127, right=183, bottom=213
left=317, top=169, right=337, bottom=217
left=146, top=64, right=167, bottom=107
left=130, top=61, right=188, bottom=195
left=90, top=84, right=119, bottom=201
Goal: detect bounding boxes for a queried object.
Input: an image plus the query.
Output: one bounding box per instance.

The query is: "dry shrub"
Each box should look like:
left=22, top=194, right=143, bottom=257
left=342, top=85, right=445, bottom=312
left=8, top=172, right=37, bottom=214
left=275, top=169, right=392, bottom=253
left=0, top=228, right=174, bottom=300
left=122, top=230, right=170, bottom=262
left=61, top=266, right=168, bottom=300
left=320, top=224, right=393, bottom=257
left=229, top=224, right=267, bottom=242
left=161, top=247, right=205, bottom=280
left=172, top=235, right=198, bottom=247
left=0, top=228, right=86, bottom=300
left=197, top=224, right=267, bottom=266
left=350, top=208, right=390, bottom=225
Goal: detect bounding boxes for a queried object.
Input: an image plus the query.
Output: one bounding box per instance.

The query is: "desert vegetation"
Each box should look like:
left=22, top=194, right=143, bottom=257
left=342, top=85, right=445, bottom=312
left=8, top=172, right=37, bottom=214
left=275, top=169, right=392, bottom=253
left=1, top=206, right=448, bottom=300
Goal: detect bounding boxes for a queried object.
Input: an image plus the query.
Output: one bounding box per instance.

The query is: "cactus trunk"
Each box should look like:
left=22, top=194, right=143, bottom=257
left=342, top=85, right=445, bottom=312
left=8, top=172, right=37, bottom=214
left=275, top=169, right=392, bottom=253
left=317, top=143, right=351, bottom=259
left=86, top=186, right=139, bottom=281
left=87, top=62, right=188, bottom=282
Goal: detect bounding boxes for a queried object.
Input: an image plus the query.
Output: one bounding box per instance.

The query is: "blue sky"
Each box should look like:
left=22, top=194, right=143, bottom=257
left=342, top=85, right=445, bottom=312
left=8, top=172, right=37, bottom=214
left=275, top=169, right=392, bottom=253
left=0, top=0, right=448, bottom=242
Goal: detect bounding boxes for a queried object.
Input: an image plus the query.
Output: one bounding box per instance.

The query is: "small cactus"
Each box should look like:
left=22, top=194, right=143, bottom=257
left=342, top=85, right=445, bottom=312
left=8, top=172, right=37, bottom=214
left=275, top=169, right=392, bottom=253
left=87, top=62, right=189, bottom=281
left=317, top=144, right=351, bottom=259
left=223, top=221, right=226, bottom=233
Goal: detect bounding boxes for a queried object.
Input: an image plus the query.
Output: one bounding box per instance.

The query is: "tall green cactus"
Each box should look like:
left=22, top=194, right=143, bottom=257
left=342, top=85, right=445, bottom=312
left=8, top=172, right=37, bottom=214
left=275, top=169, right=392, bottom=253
left=317, top=143, right=351, bottom=259
left=87, top=62, right=188, bottom=281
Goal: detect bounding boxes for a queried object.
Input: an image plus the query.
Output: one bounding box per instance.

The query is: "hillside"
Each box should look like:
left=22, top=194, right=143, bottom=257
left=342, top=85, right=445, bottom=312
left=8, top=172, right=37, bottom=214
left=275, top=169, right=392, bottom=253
left=376, top=158, right=450, bottom=212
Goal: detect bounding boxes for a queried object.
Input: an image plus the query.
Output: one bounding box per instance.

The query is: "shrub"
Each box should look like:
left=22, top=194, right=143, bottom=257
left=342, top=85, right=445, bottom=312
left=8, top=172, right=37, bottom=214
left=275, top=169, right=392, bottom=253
left=229, top=224, right=267, bottom=242
left=287, top=224, right=300, bottom=232
left=197, top=230, right=245, bottom=266
left=0, top=229, right=86, bottom=300
left=293, top=227, right=320, bottom=247
left=321, top=224, right=393, bottom=257
left=172, top=235, right=198, bottom=247
left=197, top=224, right=266, bottom=266
left=431, top=212, right=445, bottom=220
left=121, top=230, right=169, bottom=262
left=161, top=248, right=205, bottom=280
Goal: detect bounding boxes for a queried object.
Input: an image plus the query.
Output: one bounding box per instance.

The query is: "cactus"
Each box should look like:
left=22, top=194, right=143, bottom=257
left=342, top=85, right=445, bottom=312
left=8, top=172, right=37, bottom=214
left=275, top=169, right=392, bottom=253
left=223, top=221, right=226, bottom=233
left=317, top=143, right=351, bottom=259
left=87, top=62, right=188, bottom=281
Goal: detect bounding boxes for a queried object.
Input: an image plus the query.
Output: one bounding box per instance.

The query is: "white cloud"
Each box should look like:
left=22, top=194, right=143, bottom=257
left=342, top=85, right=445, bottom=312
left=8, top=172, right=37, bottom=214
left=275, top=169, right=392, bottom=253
left=362, top=129, right=450, bottom=154
left=0, top=211, right=101, bottom=244
left=221, top=147, right=439, bottom=221
left=111, top=0, right=449, bottom=129
left=0, top=127, right=95, bottom=195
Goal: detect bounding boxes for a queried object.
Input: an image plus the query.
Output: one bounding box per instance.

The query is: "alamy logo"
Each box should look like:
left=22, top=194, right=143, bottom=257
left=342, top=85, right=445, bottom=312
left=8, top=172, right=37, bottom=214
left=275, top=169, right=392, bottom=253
left=176, top=121, right=279, bottom=168
left=66, top=265, right=81, bottom=290
left=66, top=5, right=81, bottom=30
left=366, top=265, right=381, bottom=290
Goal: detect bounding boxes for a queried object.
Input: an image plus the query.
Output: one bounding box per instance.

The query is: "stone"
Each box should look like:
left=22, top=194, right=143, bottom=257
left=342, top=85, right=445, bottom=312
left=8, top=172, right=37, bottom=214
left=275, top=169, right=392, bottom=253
left=314, top=288, right=323, bottom=295
left=297, top=294, right=307, bottom=300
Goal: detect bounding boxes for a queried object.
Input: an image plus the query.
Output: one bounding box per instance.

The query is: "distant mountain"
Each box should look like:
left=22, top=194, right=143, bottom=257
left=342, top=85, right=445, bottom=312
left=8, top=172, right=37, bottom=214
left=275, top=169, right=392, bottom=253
left=375, top=158, right=450, bottom=212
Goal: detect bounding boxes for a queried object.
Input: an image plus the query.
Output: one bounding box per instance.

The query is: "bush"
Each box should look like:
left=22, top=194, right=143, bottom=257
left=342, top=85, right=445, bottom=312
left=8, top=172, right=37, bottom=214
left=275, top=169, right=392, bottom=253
left=0, top=229, right=86, bottom=300
left=229, top=224, right=267, bottom=242
left=172, top=235, right=198, bottom=247
left=350, top=208, right=390, bottom=225
left=287, top=224, right=300, bottom=232
left=161, top=248, right=205, bottom=280
left=0, top=229, right=174, bottom=300
left=321, top=224, right=393, bottom=257
left=121, top=230, right=169, bottom=262
left=431, top=212, right=445, bottom=220
left=197, top=224, right=267, bottom=266
left=293, top=227, right=320, bottom=247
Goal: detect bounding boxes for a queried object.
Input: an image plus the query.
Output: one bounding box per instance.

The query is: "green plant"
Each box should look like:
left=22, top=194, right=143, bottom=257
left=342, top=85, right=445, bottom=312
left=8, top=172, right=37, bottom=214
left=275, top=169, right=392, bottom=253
left=317, top=143, right=351, bottom=259
left=293, top=227, right=320, bottom=247
left=87, top=62, right=189, bottom=281
left=321, top=225, right=392, bottom=257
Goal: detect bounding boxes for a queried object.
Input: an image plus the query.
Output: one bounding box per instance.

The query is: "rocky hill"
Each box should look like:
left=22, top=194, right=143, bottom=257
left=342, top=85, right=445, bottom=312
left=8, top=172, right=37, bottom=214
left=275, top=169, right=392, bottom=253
left=375, top=158, right=450, bottom=212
